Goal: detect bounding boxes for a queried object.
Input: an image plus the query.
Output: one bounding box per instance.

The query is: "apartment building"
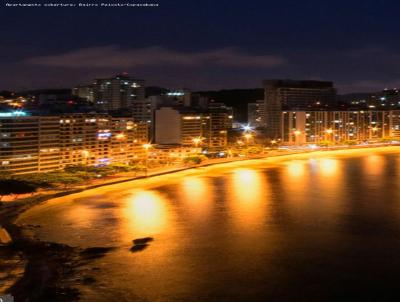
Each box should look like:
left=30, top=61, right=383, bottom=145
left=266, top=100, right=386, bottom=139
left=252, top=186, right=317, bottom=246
left=281, top=110, right=400, bottom=144
left=154, top=106, right=232, bottom=149
left=0, top=112, right=148, bottom=174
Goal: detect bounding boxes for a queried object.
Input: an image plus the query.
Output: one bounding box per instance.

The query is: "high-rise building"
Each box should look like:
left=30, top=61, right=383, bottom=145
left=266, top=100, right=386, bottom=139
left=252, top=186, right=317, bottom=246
left=0, top=112, right=61, bottom=174
left=72, top=85, right=94, bottom=103
left=154, top=106, right=231, bottom=149
left=0, top=112, right=148, bottom=174
left=207, top=102, right=233, bottom=148
left=247, top=100, right=266, bottom=128
left=59, top=114, right=148, bottom=167
left=92, top=74, right=145, bottom=111
left=263, top=80, right=337, bottom=139
left=281, top=110, right=400, bottom=144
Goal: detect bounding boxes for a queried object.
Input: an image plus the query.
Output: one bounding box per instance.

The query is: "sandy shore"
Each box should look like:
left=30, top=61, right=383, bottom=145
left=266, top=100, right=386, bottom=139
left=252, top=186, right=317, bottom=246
left=1, top=145, right=399, bottom=301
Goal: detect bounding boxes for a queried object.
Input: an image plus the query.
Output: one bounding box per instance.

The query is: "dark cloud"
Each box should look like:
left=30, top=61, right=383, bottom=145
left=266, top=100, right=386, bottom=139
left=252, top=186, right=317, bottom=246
left=25, top=46, right=286, bottom=69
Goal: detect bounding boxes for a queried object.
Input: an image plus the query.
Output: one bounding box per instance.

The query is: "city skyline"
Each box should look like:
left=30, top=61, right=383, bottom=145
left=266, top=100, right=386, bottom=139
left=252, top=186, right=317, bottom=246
left=2, top=0, right=400, bottom=93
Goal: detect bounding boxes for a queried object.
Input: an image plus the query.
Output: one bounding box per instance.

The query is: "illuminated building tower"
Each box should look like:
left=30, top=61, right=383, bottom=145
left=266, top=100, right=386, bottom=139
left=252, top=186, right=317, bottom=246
left=281, top=110, right=400, bottom=144
left=92, top=74, right=145, bottom=111
left=0, top=111, right=61, bottom=174
left=154, top=106, right=230, bottom=149
left=72, top=85, right=94, bottom=103
left=263, top=80, right=336, bottom=139
left=248, top=100, right=266, bottom=129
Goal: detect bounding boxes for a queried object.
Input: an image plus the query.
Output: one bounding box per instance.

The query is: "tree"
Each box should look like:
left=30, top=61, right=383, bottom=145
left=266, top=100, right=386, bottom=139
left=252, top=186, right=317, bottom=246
left=183, top=155, right=207, bottom=165
left=0, top=179, right=37, bottom=201
left=57, top=175, right=84, bottom=188
left=318, top=140, right=335, bottom=147
left=64, top=164, right=87, bottom=173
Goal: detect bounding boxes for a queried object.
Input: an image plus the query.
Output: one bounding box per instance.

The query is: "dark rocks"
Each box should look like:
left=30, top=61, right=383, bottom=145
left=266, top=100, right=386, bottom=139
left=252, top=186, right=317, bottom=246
left=132, top=237, right=153, bottom=245
left=82, top=276, right=96, bottom=285
left=130, top=237, right=154, bottom=253
left=0, top=227, right=12, bottom=245
left=130, top=244, right=149, bottom=252
left=80, top=247, right=115, bottom=260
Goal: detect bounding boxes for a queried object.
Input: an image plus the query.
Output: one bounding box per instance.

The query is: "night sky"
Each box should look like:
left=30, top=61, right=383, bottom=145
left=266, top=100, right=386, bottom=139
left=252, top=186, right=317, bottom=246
left=1, top=0, right=400, bottom=93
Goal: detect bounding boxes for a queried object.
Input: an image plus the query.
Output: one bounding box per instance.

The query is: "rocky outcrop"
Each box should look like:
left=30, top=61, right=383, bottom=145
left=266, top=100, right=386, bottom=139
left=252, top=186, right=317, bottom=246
left=0, top=227, right=12, bottom=245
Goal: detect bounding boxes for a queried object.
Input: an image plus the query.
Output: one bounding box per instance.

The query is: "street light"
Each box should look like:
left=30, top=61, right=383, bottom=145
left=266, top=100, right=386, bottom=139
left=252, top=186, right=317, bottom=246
left=116, top=133, right=126, bottom=139
left=325, top=128, right=334, bottom=143
left=142, top=143, right=152, bottom=176
left=244, top=133, right=253, bottom=156
left=192, top=137, right=202, bottom=148
left=81, top=150, right=90, bottom=172
left=242, top=124, right=253, bottom=132
left=293, top=130, right=301, bottom=145
left=244, top=133, right=253, bottom=145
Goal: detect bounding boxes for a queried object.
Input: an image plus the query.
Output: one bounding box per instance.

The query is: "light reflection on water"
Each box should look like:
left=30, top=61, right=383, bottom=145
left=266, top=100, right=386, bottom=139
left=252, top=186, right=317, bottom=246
left=16, top=150, right=400, bottom=302
left=123, top=190, right=170, bottom=237
left=228, top=169, right=268, bottom=229
left=180, top=176, right=214, bottom=221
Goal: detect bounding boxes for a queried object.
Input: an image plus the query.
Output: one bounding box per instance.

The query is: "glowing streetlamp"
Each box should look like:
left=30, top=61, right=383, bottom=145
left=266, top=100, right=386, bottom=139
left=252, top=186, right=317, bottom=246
left=293, top=130, right=302, bottom=145
left=192, top=137, right=202, bottom=148
left=325, top=128, right=334, bottom=143
left=81, top=150, right=90, bottom=171
left=116, top=133, right=126, bottom=140
left=143, top=143, right=152, bottom=176
left=242, top=125, right=252, bottom=132
left=81, top=150, right=90, bottom=158
left=243, top=133, right=253, bottom=156
left=244, top=133, right=252, bottom=144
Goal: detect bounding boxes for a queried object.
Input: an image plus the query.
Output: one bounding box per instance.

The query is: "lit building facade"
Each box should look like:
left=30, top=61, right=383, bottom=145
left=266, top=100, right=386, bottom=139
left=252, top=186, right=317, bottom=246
left=0, top=114, right=61, bottom=174
left=92, top=74, right=145, bottom=111
left=264, top=80, right=337, bottom=139
left=72, top=85, right=94, bottom=102
left=248, top=100, right=266, bottom=128
left=0, top=112, right=148, bottom=174
left=154, top=106, right=232, bottom=149
left=282, top=110, right=400, bottom=144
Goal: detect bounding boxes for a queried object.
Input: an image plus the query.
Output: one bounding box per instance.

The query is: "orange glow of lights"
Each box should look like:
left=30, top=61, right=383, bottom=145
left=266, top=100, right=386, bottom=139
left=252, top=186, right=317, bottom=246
left=81, top=150, right=90, bottom=157
left=230, top=169, right=267, bottom=228
left=181, top=177, right=213, bottom=219
left=286, top=160, right=306, bottom=178
left=143, top=143, right=152, bottom=150
left=124, top=191, right=169, bottom=235
left=365, top=155, right=384, bottom=175
left=319, top=158, right=339, bottom=177
left=192, top=137, right=202, bottom=146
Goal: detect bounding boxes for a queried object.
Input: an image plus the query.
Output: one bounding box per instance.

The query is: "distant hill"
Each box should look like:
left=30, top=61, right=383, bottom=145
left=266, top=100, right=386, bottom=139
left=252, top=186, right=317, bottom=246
left=197, top=88, right=264, bottom=122
left=18, top=89, right=72, bottom=96
left=145, top=86, right=170, bottom=97
left=337, top=92, right=375, bottom=102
